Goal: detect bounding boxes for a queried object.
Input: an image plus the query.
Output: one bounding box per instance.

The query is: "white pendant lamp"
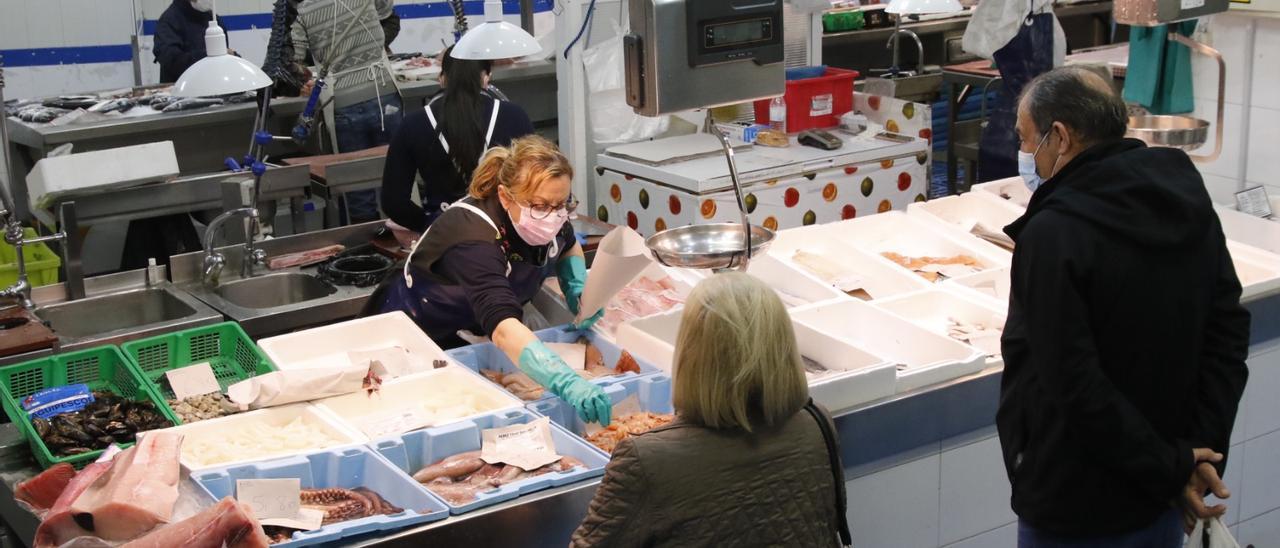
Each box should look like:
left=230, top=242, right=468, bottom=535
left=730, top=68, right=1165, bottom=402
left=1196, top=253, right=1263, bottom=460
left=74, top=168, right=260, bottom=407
left=885, top=0, right=964, bottom=14
left=451, top=0, right=542, bottom=60
left=173, top=5, right=272, bottom=97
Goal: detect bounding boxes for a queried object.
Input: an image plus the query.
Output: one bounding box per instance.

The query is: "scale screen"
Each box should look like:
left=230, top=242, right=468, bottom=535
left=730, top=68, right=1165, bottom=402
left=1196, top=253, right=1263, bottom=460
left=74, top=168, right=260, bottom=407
left=704, top=18, right=773, bottom=49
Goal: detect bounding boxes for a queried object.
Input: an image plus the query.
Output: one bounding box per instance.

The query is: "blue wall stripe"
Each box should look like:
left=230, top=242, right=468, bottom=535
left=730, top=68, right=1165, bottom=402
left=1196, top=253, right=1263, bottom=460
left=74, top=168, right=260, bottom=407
left=0, top=45, right=134, bottom=67
left=139, top=0, right=555, bottom=35
left=3, top=0, right=553, bottom=68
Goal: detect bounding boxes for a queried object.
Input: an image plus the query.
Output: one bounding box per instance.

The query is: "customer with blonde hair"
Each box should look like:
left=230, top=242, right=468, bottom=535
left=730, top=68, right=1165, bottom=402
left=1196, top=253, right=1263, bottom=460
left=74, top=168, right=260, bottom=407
left=571, top=272, right=851, bottom=547
left=371, top=135, right=611, bottom=425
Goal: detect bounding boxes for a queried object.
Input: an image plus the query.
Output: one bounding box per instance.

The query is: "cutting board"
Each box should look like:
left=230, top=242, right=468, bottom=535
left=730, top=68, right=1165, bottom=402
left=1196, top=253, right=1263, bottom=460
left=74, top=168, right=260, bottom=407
left=282, top=145, right=389, bottom=183
left=0, top=307, right=58, bottom=357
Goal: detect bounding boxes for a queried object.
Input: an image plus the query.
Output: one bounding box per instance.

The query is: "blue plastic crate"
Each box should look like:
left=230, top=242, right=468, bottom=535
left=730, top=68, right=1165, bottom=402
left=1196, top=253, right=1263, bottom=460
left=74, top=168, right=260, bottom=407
left=446, top=324, right=663, bottom=401
left=371, top=408, right=609, bottom=515
left=528, top=374, right=674, bottom=456
left=193, top=444, right=448, bottom=547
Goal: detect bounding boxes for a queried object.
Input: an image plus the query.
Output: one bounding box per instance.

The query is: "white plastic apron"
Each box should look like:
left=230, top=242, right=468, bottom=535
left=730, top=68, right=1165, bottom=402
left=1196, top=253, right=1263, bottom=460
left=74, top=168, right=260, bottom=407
left=319, top=0, right=403, bottom=152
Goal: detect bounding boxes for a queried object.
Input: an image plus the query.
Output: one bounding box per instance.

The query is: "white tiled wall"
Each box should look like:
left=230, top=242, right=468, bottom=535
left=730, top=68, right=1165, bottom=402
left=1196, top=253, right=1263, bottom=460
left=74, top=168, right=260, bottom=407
left=2, top=0, right=556, bottom=98
left=1190, top=13, right=1280, bottom=203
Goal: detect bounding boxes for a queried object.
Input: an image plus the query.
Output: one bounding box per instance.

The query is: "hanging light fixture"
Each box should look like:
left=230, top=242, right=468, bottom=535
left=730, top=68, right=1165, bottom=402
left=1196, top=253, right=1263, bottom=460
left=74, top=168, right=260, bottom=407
left=884, top=0, right=963, bottom=14
left=451, top=0, right=541, bottom=60
left=173, top=1, right=272, bottom=97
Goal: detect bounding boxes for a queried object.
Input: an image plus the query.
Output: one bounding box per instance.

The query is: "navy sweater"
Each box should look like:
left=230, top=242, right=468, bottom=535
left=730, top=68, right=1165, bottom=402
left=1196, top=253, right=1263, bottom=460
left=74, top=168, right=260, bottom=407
left=154, top=0, right=226, bottom=83
left=380, top=98, right=534, bottom=233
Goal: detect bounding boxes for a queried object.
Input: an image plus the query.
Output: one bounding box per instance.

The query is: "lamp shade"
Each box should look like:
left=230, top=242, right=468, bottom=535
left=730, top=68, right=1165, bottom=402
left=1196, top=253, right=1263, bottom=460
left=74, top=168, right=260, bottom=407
left=451, top=0, right=541, bottom=60
left=885, top=0, right=964, bottom=14
left=173, top=22, right=272, bottom=97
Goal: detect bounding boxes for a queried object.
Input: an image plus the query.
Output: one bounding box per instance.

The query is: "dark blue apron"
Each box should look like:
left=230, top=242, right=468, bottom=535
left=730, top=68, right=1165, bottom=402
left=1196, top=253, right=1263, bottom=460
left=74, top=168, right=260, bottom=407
left=375, top=201, right=559, bottom=346
left=978, top=4, right=1055, bottom=182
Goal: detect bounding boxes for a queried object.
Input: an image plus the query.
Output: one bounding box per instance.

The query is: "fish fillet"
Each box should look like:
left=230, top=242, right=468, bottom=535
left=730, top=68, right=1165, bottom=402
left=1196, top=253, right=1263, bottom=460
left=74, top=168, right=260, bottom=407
left=122, top=497, right=270, bottom=548
left=67, top=431, right=183, bottom=541
left=15, top=463, right=77, bottom=512
left=33, top=451, right=119, bottom=548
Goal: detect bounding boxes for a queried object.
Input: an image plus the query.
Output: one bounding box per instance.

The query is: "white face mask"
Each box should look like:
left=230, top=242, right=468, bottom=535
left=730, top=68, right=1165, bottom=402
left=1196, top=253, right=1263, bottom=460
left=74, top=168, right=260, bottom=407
left=191, top=0, right=214, bottom=12
left=1018, top=130, right=1055, bottom=192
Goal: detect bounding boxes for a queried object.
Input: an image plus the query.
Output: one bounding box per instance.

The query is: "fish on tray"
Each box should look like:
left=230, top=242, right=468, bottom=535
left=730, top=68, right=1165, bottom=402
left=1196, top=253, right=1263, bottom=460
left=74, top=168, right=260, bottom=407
left=162, top=98, right=224, bottom=113
left=66, top=431, right=183, bottom=541
left=412, top=450, right=585, bottom=505
left=122, top=497, right=270, bottom=548
left=262, top=487, right=403, bottom=544
left=15, top=463, right=77, bottom=514
left=34, top=449, right=121, bottom=548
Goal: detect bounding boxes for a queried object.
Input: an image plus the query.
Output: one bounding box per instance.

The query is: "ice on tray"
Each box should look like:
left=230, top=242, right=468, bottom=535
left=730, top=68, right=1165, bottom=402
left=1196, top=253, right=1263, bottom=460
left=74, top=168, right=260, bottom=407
left=314, top=366, right=522, bottom=438
left=161, top=404, right=361, bottom=470
left=875, top=289, right=1007, bottom=361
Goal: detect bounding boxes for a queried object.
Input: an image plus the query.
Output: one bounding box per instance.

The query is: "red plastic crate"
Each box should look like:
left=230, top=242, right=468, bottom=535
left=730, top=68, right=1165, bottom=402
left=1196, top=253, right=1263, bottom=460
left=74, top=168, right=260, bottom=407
left=754, top=67, right=859, bottom=133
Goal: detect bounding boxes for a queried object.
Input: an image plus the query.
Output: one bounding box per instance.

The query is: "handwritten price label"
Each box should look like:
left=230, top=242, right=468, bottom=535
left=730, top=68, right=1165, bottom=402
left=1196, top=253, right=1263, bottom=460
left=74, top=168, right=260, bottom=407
left=237, top=478, right=301, bottom=520
left=166, top=362, right=221, bottom=401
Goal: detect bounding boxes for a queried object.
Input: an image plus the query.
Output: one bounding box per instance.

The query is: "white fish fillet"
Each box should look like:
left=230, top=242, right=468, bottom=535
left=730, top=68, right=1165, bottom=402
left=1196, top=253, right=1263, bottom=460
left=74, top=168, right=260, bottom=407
left=33, top=450, right=120, bottom=548
left=67, top=432, right=183, bottom=541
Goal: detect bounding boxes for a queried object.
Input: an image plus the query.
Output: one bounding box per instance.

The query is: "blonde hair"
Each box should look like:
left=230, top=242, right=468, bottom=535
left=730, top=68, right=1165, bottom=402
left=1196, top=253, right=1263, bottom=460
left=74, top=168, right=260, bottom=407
left=468, top=135, right=574, bottom=202
left=672, top=272, right=808, bottom=432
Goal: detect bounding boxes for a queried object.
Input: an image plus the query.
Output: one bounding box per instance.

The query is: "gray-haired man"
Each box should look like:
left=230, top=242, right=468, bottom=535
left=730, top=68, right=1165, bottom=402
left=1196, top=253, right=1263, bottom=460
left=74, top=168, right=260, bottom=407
left=997, top=66, right=1250, bottom=547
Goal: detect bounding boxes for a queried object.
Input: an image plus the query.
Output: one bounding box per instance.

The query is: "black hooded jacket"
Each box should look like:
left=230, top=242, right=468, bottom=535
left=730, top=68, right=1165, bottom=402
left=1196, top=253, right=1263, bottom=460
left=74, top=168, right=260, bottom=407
left=154, top=0, right=226, bottom=83
left=998, top=138, right=1250, bottom=537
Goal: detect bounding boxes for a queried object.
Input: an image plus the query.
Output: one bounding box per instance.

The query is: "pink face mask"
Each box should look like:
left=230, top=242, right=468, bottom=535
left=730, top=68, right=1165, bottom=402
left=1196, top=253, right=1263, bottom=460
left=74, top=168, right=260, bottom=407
left=511, top=204, right=566, bottom=246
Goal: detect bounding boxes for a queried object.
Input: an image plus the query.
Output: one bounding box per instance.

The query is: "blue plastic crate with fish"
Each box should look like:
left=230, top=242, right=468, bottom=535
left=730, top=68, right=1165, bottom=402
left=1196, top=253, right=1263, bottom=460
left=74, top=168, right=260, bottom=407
left=528, top=373, right=674, bottom=456
left=192, top=444, right=448, bottom=547
left=371, top=408, right=608, bottom=515
left=446, top=324, right=662, bottom=402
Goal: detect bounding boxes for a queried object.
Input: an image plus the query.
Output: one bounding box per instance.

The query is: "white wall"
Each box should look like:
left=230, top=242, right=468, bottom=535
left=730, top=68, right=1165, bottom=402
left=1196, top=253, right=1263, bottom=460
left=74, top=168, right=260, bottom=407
left=1, top=0, right=555, bottom=99
left=1192, top=12, right=1280, bottom=205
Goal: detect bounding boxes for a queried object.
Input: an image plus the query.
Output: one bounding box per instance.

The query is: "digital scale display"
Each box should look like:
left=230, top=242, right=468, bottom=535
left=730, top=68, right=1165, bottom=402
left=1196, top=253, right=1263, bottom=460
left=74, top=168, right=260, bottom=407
left=704, top=18, right=773, bottom=49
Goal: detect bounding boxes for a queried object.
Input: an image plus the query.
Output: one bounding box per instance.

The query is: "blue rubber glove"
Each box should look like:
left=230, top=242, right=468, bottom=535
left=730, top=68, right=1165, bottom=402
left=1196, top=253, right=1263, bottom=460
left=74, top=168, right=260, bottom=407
left=517, top=340, right=612, bottom=426
left=556, top=255, right=604, bottom=331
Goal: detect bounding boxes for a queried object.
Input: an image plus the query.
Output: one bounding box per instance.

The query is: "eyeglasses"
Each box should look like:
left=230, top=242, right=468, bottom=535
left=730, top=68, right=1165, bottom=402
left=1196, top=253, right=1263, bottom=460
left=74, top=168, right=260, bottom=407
left=519, top=194, right=579, bottom=220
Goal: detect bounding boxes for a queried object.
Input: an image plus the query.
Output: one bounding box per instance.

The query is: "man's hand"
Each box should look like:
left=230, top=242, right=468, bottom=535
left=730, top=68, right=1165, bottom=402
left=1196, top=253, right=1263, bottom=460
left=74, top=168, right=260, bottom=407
left=1182, top=448, right=1229, bottom=533
left=299, top=79, right=317, bottom=98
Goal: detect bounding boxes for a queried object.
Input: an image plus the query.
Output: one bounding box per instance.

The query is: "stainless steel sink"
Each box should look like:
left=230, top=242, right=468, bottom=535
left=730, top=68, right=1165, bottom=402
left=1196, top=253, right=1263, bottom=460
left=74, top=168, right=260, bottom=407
left=32, top=284, right=222, bottom=352
left=212, top=272, right=337, bottom=309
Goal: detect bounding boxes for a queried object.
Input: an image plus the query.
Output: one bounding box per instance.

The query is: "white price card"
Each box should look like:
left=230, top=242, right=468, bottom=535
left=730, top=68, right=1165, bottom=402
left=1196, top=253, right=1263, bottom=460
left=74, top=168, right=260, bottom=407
left=1236, top=186, right=1273, bottom=219
left=260, top=508, right=325, bottom=532
left=166, top=362, right=221, bottom=401
left=481, top=416, right=560, bottom=470
left=356, top=407, right=432, bottom=439
left=237, top=478, right=301, bottom=520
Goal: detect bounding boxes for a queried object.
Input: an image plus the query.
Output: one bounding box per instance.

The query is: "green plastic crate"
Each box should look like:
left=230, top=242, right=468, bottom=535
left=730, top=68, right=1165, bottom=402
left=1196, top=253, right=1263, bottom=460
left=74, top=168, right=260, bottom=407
left=121, top=322, right=275, bottom=424
left=0, top=228, right=62, bottom=288
left=0, top=345, right=177, bottom=469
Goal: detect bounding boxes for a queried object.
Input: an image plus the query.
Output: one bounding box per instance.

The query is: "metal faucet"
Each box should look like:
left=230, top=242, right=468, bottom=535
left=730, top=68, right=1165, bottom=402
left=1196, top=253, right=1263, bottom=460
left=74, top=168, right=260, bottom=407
left=202, top=207, right=267, bottom=287
left=885, top=27, right=924, bottom=77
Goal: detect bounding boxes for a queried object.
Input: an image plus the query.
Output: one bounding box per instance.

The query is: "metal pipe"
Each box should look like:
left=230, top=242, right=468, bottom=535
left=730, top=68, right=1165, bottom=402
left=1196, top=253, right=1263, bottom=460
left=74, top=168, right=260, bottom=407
left=520, top=0, right=535, bottom=35
left=1170, top=32, right=1224, bottom=164
left=705, top=111, right=753, bottom=269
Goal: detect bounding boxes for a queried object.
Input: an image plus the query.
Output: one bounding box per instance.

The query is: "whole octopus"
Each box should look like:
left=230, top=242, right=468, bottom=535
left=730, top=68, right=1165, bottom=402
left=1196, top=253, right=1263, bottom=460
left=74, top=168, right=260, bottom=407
left=262, top=487, right=402, bottom=544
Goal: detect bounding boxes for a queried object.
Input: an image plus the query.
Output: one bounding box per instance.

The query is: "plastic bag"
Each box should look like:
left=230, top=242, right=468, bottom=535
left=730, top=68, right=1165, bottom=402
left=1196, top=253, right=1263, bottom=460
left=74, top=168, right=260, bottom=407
left=1188, top=517, right=1241, bottom=548
left=582, top=24, right=670, bottom=147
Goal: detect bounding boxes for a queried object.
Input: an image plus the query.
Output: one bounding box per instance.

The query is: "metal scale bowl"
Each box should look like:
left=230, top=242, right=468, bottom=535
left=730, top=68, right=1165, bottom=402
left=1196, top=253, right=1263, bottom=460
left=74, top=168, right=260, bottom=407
left=643, top=113, right=775, bottom=272
left=1118, top=0, right=1226, bottom=162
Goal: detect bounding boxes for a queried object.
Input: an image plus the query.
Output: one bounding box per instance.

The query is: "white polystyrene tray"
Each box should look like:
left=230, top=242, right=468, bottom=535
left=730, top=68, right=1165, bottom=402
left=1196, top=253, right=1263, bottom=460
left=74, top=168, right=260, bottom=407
left=1227, top=240, right=1280, bottom=301
left=585, top=262, right=698, bottom=344
left=873, top=288, right=1007, bottom=369
left=790, top=299, right=986, bottom=393
left=907, top=192, right=1023, bottom=256
left=154, top=403, right=366, bottom=473
left=944, top=267, right=1011, bottom=313
left=685, top=253, right=847, bottom=308
left=27, top=141, right=179, bottom=210
left=312, top=365, right=524, bottom=437
left=1217, top=204, right=1280, bottom=256
left=768, top=226, right=931, bottom=300
left=973, top=177, right=1031, bottom=209
left=258, top=312, right=449, bottom=376
left=614, top=308, right=682, bottom=373
left=794, top=321, right=897, bottom=413
left=612, top=305, right=895, bottom=412
left=822, top=211, right=1011, bottom=271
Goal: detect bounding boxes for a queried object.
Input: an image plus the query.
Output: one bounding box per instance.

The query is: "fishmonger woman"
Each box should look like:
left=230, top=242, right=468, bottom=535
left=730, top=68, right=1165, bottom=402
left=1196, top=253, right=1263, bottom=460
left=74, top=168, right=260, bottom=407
left=374, top=136, right=610, bottom=425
